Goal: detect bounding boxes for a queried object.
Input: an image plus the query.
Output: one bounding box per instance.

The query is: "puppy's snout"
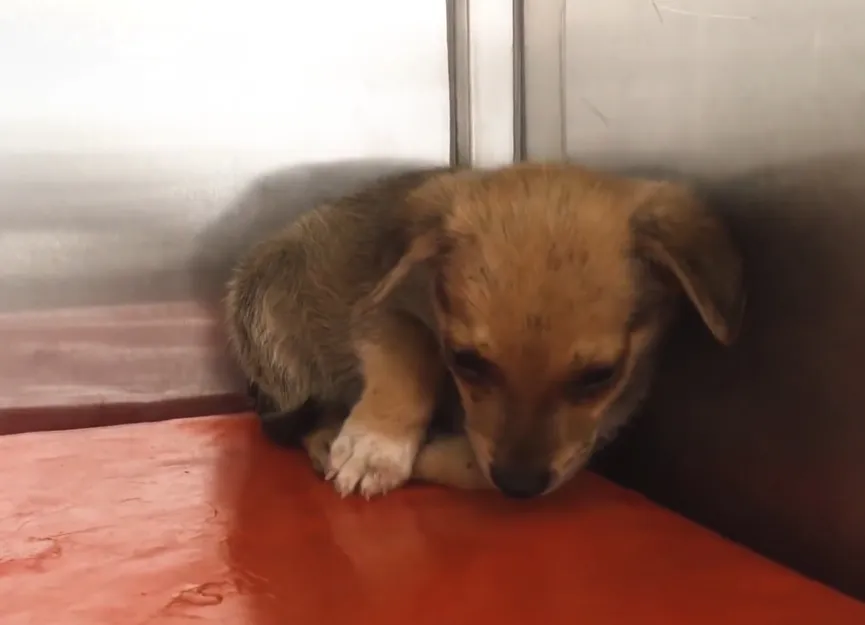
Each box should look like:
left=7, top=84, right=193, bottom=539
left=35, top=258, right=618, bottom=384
left=489, top=465, right=551, bottom=499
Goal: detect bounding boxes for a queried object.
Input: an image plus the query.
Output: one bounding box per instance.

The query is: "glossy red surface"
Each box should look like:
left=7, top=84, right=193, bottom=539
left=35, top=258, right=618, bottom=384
left=2, top=414, right=863, bottom=624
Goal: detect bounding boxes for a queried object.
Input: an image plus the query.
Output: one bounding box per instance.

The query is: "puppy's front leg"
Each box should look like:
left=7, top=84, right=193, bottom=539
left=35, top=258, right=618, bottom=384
left=412, top=435, right=492, bottom=491
left=327, top=314, right=442, bottom=498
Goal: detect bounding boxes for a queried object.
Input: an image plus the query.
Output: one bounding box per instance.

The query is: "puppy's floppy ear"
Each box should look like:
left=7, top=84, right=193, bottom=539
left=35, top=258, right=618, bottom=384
left=631, top=181, right=745, bottom=345
left=362, top=173, right=461, bottom=309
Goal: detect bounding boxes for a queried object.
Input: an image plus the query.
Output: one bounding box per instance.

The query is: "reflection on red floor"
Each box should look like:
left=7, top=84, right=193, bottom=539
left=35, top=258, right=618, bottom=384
left=1, top=414, right=863, bottom=625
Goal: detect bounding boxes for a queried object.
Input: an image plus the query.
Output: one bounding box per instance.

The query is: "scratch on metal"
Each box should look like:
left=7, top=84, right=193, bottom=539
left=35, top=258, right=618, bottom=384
left=655, top=3, right=755, bottom=21
left=581, top=98, right=610, bottom=127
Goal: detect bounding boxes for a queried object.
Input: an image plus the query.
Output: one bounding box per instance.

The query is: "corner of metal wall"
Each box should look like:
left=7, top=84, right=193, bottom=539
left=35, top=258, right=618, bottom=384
left=446, top=0, right=472, bottom=168
left=520, top=0, right=567, bottom=162
left=512, top=0, right=527, bottom=162
left=446, top=0, right=521, bottom=168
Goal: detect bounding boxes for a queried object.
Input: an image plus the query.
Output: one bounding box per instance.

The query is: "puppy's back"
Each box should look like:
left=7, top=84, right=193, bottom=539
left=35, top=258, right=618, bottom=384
left=224, top=166, right=452, bottom=412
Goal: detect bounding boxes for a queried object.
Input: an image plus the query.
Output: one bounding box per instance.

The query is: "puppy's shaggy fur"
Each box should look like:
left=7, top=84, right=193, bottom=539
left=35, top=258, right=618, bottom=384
left=225, top=162, right=744, bottom=499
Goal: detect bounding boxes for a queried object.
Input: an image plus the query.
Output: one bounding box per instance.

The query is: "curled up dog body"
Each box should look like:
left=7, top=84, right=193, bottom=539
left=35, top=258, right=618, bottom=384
left=224, top=162, right=745, bottom=500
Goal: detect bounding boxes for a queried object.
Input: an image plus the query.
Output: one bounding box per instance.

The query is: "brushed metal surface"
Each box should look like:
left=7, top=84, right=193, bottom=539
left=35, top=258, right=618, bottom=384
left=0, top=0, right=451, bottom=313
left=520, top=0, right=865, bottom=599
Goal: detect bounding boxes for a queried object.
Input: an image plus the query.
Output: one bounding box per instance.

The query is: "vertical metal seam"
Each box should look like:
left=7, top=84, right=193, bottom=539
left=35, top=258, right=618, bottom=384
left=446, top=0, right=473, bottom=167
left=521, top=0, right=567, bottom=162
left=557, top=0, right=568, bottom=160
left=512, top=0, right=526, bottom=162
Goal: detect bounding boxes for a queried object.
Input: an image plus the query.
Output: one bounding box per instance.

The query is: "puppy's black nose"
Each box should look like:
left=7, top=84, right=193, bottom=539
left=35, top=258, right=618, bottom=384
left=489, top=466, right=551, bottom=499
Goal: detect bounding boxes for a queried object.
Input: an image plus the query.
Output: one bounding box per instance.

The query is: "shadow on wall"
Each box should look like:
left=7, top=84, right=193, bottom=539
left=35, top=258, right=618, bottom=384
left=189, top=159, right=439, bottom=307
left=0, top=158, right=436, bottom=313
left=595, top=151, right=865, bottom=600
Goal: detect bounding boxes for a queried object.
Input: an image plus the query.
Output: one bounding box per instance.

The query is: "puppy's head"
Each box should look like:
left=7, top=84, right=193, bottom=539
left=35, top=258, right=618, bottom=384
left=371, top=163, right=745, bottom=499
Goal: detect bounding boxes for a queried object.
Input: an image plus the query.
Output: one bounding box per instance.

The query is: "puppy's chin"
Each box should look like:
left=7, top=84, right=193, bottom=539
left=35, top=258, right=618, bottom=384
left=539, top=424, right=599, bottom=495
left=545, top=451, right=592, bottom=495
left=465, top=428, right=495, bottom=486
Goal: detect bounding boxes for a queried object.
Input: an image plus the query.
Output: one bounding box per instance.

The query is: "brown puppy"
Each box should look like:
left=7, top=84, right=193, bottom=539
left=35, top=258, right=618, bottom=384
left=224, top=162, right=744, bottom=499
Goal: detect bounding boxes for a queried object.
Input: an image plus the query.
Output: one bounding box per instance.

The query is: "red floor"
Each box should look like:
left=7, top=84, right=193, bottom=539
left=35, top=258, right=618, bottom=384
left=2, top=414, right=863, bottom=625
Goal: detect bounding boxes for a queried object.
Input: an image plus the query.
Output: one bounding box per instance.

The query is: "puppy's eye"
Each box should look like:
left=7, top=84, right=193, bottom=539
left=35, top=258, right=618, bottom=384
left=563, top=363, right=619, bottom=403
left=447, top=348, right=495, bottom=383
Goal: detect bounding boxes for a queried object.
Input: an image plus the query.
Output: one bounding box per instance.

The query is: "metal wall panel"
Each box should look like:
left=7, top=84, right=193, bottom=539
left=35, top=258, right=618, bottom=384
left=562, top=0, right=865, bottom=177
left=0, top=0, right=452, bottom=312
left=522, top=0, right=865, bottom=598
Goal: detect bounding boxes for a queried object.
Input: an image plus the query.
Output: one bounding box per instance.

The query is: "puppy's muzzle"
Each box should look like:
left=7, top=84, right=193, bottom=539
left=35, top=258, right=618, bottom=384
left=489, top=465, right=551, bottom=499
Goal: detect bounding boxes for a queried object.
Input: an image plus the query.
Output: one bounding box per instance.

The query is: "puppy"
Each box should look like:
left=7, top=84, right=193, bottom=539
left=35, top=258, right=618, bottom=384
left=224, top=162, right=744, bottom=499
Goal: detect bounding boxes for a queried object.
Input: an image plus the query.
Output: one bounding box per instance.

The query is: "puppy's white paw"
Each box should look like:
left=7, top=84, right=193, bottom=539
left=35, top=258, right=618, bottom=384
left=326, top=426, right=417, bottom=499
